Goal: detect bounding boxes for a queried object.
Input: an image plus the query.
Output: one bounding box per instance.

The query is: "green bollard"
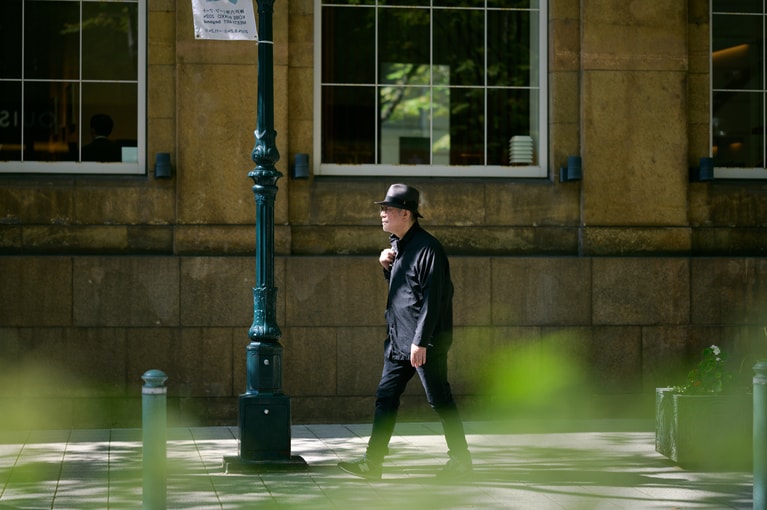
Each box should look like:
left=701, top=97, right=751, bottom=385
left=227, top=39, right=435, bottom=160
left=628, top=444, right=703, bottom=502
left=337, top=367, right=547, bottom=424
left=142, top=369, right=168, bottom=510
left=754, top=361, right=767, bottom=510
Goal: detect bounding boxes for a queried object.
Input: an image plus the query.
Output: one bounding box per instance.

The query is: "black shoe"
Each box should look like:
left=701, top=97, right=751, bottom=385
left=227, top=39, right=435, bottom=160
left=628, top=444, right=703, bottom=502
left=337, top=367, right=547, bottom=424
left=338, top=456, right=382, bottom=480
left=436, top=455, right=472, bottom=480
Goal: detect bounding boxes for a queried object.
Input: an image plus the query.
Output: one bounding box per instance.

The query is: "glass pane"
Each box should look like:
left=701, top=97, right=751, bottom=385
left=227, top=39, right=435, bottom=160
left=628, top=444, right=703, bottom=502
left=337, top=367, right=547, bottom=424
left=489, top=9, right=535, bottom=87
left=380, top=85, right=430, bottom=165
left=433, top=8, right=484, bottom=87
left=712, top=14, right=763, bottom=90
left=487, top=0, right=537, bottom=7
left=0, top=0, right=22, bottom=79
left=82, top=83, right=137, bottom=162
left=322, top=6, right=375, bottom=84
left=322, top=0, right=375, bottom=4
left=712, top=91, right=764, bottom=168
left=380, top=63, right=430, bottom=86
left=432, top=86, right=450, bottom=165
left=381, top=0, right=429, bottom=6
left=24, top=81, right=80, bottom=162
left=322, top=85, right=375, bottom=164
left=488, top=88, right=532, bottom=166
left=82, top=2, right=139, bottom=81
left=434, top=0, right=483, bottom=6
left=712, top=0, right=762, bottom=14
left=0, top=82, right=22, bottom=161
left=25, top=1, right=80, bottom=80
left=448, top=87, right=484, bottom=165
left=379, top=8, right=429, bottom=72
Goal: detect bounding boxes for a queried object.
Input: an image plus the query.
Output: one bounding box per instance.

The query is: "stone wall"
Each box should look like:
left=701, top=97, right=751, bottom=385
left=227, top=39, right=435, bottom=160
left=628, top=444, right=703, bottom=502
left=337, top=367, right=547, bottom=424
left=1, top=0, right=767, bottom=428
left=2, top=254, right=766, bottom=428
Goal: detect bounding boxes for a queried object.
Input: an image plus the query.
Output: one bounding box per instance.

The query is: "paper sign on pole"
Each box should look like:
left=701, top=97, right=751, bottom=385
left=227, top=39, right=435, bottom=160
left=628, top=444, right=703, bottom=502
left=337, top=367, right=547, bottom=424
left=191, top=0, right=258, bottom=41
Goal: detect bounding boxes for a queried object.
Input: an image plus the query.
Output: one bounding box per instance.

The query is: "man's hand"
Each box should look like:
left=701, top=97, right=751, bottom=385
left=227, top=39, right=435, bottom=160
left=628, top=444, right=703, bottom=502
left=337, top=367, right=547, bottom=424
left=379, top=248, right=396, bottom=270
left=410, top=344, right=427, bottom=367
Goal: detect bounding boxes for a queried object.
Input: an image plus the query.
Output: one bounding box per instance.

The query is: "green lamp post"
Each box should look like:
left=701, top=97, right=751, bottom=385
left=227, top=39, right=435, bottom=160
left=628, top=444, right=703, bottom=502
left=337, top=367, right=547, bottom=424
left=225, top=0, right=305, bottom=472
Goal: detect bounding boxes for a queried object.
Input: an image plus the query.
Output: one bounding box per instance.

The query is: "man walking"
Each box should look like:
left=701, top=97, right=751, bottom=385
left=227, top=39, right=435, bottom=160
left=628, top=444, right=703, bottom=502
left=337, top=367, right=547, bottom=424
left=338, top=184, right=472, bottom=480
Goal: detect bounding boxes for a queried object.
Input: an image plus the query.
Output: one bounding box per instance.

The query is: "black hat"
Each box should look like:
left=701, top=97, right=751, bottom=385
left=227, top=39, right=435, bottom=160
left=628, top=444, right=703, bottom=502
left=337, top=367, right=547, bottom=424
left=374, top=184, right=423, bottom=218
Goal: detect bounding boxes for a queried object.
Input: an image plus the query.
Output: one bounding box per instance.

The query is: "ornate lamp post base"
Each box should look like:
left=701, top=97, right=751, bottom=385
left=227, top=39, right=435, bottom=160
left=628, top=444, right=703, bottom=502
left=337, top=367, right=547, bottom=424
left=223, top=391, right=306, bottom=473
left=224, top=341, right=306, bottom=473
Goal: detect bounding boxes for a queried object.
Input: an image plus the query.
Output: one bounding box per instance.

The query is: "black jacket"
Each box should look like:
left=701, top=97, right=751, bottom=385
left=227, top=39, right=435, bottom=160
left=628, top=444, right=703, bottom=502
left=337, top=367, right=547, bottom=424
left=82, top=137, right=121, bottom=162
left=383, top=223, right=454, bottom=360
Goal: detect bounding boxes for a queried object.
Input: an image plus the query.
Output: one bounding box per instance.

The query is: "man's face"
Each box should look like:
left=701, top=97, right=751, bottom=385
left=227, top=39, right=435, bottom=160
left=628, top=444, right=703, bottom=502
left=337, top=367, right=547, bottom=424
left=380, top=206, right=410, bottom=237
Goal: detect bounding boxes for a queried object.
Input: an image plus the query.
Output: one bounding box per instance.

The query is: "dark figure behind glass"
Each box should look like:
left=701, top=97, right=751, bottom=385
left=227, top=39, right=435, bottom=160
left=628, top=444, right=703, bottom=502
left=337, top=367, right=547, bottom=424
left=82, top=114, right=121, bottom=162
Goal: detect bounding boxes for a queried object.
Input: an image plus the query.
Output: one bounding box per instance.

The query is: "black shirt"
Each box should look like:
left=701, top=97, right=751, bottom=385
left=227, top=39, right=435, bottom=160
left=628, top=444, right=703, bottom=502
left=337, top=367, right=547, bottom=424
left=82, top=137, right=121, bottom=162
left=383, top=223, right=454, bottom=360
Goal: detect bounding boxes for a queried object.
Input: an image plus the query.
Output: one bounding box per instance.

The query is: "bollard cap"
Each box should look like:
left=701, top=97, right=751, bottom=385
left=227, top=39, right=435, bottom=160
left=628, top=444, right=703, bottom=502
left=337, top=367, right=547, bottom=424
left=754, top=361, right=767, bottom=386
left=142, top=369, right=168, bottom=388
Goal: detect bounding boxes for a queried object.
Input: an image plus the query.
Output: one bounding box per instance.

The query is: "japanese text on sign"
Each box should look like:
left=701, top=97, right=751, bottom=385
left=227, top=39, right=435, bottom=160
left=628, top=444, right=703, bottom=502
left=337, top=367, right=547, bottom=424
left=191, top=0, right=258, bottom=41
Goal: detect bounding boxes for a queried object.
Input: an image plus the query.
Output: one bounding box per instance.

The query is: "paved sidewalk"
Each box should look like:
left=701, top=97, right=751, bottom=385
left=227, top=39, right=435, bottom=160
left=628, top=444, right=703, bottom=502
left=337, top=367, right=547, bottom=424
left=0, top=420, right=753, bottom=509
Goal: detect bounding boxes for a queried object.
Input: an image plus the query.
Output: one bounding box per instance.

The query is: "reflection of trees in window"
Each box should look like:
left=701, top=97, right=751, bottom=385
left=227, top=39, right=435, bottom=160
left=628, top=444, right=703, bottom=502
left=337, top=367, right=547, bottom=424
left=321, top=2, right=541, bottom=170
left=77, top=3, right=139, bottom=80
left=380, top=64, right=432, bottom=124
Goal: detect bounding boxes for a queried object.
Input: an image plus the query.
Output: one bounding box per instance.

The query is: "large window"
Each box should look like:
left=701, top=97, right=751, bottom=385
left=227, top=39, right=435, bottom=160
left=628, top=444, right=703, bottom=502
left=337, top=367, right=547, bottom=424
left=0, top=0, right=146, bottom=175
left=315, top=0, right=547, bottom=178
left=711, top=0, right=767, bottom=178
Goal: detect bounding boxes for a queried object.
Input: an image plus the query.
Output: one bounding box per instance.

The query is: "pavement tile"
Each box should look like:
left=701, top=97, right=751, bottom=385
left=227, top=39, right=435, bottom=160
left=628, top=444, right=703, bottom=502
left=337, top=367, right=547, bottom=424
left=0, top=421, right=754, bottom=509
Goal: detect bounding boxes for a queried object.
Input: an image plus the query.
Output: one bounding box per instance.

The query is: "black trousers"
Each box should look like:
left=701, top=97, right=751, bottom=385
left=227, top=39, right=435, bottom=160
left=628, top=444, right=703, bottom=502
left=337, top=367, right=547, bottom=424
left=365, top=350, right=469, bottom=463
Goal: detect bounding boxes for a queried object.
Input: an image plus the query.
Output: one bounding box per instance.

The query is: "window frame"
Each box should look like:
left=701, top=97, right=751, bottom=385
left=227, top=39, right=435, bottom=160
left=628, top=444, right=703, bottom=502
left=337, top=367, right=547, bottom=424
left=313, top=0, right=548, bottom=179
left=710, top=2, right=767, bottom=180
left=0, top=0, right=147, bottom=176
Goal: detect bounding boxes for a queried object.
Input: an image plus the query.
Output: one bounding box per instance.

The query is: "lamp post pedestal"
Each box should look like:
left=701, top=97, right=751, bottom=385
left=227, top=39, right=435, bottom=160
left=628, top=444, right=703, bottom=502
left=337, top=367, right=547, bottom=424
left=223, top=0, right=305, bottom=473
left=237, top=391, right=292, bottom=461
left=231, top=341, right=304, bottom=469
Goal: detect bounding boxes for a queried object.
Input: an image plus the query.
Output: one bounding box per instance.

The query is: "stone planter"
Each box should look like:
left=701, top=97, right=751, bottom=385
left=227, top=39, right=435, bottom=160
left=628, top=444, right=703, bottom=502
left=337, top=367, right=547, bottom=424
left=655, top=387, right=752, bottom=470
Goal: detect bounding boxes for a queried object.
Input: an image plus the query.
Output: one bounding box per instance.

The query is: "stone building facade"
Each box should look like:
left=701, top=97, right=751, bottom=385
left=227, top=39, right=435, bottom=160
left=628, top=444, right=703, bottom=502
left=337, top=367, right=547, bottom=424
left=1, top=0, right=766, bottom=428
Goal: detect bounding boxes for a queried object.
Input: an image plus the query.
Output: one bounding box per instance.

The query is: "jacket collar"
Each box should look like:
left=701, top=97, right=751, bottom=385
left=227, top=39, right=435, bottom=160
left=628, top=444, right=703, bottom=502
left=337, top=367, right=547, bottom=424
left=389, top=222, right=420, bottom=252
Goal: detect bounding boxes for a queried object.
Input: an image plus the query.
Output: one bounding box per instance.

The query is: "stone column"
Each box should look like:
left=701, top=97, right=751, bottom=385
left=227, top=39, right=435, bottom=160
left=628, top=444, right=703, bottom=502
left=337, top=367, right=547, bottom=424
left=579, top=0, right=691, bottom=255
